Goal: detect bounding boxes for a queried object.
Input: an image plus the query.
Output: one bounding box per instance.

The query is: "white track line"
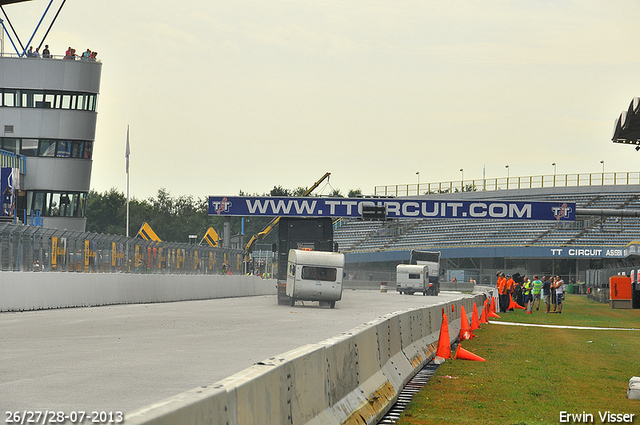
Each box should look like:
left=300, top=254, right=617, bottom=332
left=488, top=321, right=639, bottom=331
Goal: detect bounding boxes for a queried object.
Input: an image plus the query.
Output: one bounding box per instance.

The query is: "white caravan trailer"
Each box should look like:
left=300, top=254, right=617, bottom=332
left=396, top=264, right=429, bottom=295
left=286, top=249, right=344, bottom=308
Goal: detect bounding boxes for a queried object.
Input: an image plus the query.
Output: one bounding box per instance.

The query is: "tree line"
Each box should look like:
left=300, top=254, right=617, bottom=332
left=86, top=186, right=363, bottom=244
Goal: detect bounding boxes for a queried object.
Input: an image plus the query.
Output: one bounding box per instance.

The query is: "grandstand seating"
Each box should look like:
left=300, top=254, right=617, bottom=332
left=334, top=190, right=640, bottom=252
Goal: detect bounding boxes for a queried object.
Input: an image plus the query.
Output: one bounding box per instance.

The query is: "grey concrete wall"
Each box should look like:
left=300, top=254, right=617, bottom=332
left=0, top=273, right=277, bottom=311
left=125, top=294, right=486, bottom=425
left=344, top=279, right=475, bottom=292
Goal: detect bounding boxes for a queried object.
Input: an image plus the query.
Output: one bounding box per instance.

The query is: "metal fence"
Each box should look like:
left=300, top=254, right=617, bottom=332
left=585, top=260, right=640, bottom=288
left=344, top=267, right=583, bottom=287
left=375, top=171, right=640, bottom=197
left=0, top=222, right=244, bottom=274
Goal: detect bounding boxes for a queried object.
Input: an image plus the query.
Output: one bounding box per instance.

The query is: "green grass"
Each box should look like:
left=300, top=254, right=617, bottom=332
left=397, top=295, right=640, bottom=425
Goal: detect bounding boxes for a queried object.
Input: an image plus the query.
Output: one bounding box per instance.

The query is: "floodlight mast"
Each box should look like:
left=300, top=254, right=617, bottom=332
left=612, top=97, right=640, bottom=147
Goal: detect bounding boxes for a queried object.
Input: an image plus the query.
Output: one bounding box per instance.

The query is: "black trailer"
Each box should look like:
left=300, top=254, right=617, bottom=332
left=409, top=250, right=441, bottom=296
left=275, top=217, right=337, bottom=304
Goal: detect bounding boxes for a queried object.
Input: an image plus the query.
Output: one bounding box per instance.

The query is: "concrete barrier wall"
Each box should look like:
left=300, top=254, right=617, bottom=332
left=0, top=273, right=277, bottom=311
left=126, top=294, right=485, bottom=425
left=343, top=280, right=476, bottom=292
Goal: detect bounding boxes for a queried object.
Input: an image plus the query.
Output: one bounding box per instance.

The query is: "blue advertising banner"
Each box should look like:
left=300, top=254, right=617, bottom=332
left=208, top=196, right=576, bottom=221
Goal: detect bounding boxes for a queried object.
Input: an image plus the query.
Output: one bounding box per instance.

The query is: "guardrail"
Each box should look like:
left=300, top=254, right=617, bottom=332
left=375, top=172, right=640, bottom=197
left=126, top=294, right=485, bottom=425
left=0, top=52, right=101, bottom=62
left=0, top=150, right=26, bottom=174
left=0, top=223, right=243, bottom=274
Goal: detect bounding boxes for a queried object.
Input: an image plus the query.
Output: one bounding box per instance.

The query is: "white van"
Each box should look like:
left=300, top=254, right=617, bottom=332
left=396, top=264, right=429, bottom=295
left=286, top=249, right=344, bottom=308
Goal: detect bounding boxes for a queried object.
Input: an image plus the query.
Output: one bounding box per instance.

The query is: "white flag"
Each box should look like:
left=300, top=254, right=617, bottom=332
left=125, top=126, right=130, bottom=173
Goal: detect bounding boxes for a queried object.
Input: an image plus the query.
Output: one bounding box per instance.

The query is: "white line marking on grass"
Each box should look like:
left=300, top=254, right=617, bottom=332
left=488, top=321, right=639, bottom=331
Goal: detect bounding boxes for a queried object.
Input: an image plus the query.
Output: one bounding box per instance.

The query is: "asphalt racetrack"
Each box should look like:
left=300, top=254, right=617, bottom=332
left=1, top=290, right=467, bottom=414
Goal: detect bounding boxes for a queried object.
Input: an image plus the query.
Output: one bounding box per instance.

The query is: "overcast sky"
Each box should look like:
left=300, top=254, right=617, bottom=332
left=6, top=0, right=640, bottom=199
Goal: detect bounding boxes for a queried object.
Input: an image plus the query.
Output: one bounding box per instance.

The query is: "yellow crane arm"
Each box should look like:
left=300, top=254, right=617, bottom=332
left=301, top=172, right=331, bottom=197
left=244, top=172, right=331, bottom=256
left=244, top=217, right=280, bottom=255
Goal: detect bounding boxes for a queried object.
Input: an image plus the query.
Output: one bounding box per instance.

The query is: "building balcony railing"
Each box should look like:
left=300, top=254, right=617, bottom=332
left=374, top=172, right=640, bottom=197
left=0, top=149, right=26, bottom=174
left=0, top=52, right=101, bottom=63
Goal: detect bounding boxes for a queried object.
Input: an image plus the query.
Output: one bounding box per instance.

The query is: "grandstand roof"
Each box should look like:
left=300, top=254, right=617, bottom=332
left=612, top=97, right=640, bottom=145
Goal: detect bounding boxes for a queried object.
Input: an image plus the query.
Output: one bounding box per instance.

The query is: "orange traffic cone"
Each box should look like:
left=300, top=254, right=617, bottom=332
left=509, top=294, right=525, bottom=310
left=459, top=305, right=474, bottom=340
left=488, top=298, right=501, bottom=319
left=471, top=302, right=480, bottom=330
left=480, top=303, right=489, bottom=324
left=435, top=312, right=451, bottom=360
left=454, top=344, right=486, bottom=362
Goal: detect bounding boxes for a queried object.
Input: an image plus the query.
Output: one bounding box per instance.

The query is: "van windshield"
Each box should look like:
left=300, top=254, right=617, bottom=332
left=301, top=266, right=337, bottom=282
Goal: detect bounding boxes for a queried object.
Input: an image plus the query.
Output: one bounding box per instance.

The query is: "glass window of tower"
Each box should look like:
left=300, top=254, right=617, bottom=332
left=1, top=138, right=19, bottom=154
left=20, top=139, right=39, bottom=156
left=57, top=141, right=72, bottom=157
left=71, top=141, right=83, bottom=158
left=39, top=140, right=56, bottom=157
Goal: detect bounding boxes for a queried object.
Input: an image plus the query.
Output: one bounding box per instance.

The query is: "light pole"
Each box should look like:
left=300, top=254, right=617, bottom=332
left=505, top=165, right=509, bottom=189
left=600, top=160, right=605, bottom=184
left=552, top=162, right=557, bottom=186
left=460, top=168, right=464, bottom=192
left=416, top=172, right=420, bottom=195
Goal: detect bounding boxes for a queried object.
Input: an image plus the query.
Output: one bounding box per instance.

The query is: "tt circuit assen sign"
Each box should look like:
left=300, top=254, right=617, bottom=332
left=208, top=196, right=576, bottom=221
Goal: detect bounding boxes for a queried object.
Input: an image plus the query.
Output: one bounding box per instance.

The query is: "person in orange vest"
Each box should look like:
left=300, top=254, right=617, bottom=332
left=506, top=274, right=516, bottom=311
left=497, top=272, right=508, bottom=312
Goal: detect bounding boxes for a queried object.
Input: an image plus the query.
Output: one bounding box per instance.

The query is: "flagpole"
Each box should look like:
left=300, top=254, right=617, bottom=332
left=126, top=125, right=130, bottom=237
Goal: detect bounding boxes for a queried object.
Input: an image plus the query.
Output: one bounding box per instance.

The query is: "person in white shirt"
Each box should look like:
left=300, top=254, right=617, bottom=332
left=554, top=275, right=565, bottom=313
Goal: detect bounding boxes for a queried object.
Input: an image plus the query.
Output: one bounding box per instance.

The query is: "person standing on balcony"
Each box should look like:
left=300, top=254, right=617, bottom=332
left=42, top=45, right=51, bottom=58
left=65, top=47, right=75, bottom=60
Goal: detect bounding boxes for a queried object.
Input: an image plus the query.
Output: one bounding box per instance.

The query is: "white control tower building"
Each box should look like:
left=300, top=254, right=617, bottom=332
left=0, top=0, right=101, bottom=230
